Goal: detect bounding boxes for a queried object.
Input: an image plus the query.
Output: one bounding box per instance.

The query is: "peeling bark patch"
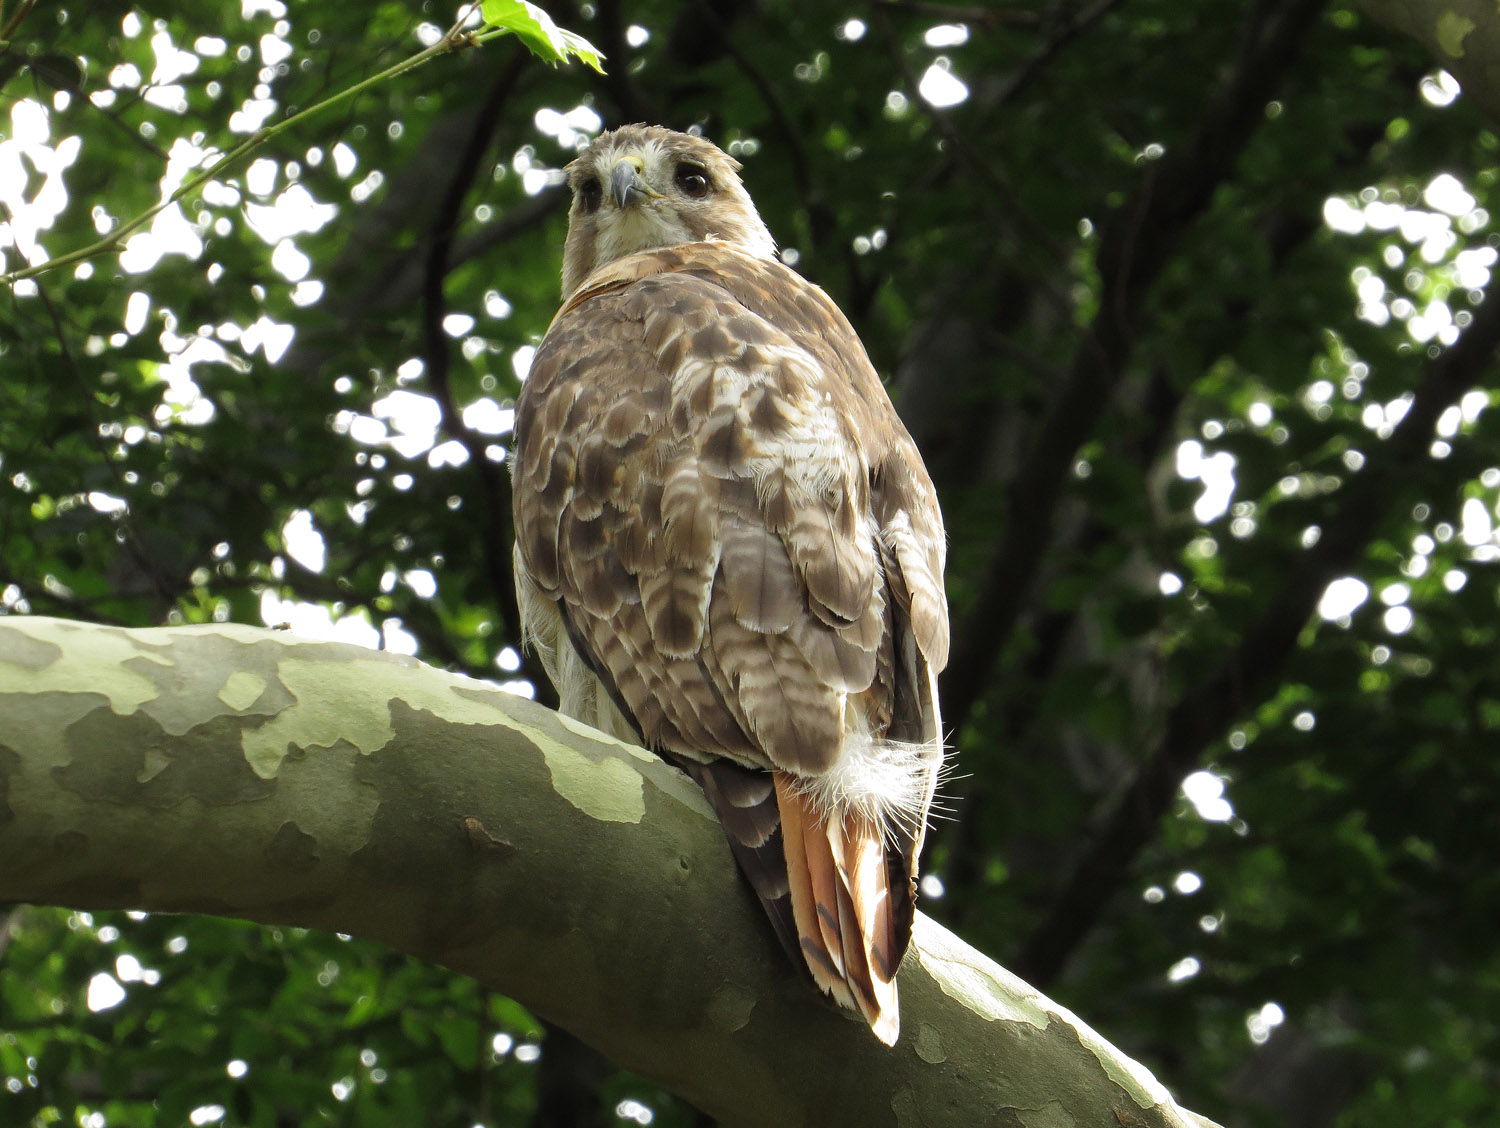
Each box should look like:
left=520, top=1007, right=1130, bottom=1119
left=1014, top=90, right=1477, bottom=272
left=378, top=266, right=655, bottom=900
left=1, top=630, right=62, bottom=671
left=137, top=746, right=170, bottom=784
left=915, top=918, right=1172, bottom=1111
left=111, top=634, right=296, bottom=737
left=914, top=1022, right=945, bottom=1063
left=241, top=659, right=398, bottom=777
left=1, top=618, right=165, bottom=714
left=268, top=821, right=319, bottom=872
left=1079, top=1021, right=1172, bottom=1109
left=890, top=1085, right=920, bottom=1127
left=450, top=683, right=716, bottom=819
left=550, top=709, right=659, bottom=766
left=913, top=914, right=1048, bottom=1027
left=53, top=709, right=276, bottom=808
left=490, top=707, right=649, bottom=824
left=244, top=658, right=513, bottom=778
left=218, top=670, right=268, bottom=711
left=539, top=741, right=645, bottom=823
left=706, top=984, right=755, bottom=1033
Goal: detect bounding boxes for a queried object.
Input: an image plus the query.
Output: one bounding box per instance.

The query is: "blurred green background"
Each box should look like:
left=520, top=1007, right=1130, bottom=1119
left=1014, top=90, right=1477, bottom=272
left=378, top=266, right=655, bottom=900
left=2, top=1, right=1498, bottom=1124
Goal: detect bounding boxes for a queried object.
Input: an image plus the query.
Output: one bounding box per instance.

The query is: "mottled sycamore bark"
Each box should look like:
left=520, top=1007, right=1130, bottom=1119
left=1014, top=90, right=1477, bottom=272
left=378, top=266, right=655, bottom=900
left=0, top=617, right=1219, bottom=1128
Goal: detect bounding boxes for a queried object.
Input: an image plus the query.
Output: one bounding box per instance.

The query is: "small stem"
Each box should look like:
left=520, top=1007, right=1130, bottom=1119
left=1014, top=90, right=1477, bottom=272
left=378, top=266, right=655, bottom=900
left=0, top=0, right=37, bottom=44
left=1, top=22, right=472, bottom=286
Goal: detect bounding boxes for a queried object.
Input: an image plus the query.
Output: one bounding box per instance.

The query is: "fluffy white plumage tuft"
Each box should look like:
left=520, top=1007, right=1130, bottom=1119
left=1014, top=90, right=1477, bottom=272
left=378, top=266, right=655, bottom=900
left=792, top=731, right=943, bottom=839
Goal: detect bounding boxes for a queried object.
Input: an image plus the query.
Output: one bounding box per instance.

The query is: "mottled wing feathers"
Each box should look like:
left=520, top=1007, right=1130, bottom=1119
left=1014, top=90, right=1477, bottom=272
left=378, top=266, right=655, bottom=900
left=518, top=247, right=940, bottom=768
left=512, top=242, right=946, bottom=1042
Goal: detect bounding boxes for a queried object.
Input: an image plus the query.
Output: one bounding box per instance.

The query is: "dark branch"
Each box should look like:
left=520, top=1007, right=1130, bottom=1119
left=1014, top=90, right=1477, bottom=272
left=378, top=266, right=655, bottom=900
left=696, top=0, right=814, bottom=205
left=981, top=0, right=1130, bottom=115
left=1016, top=279, right=1500, bottom=985
left=934, top=113, right=1391, bottom=930
left=870, top=0, right=1044, bottom=26
left=592, top=0, right=661, bottom=123
left=416, top=51, right=548, bottom=697
left=941, top=0, right=1328, bottom=737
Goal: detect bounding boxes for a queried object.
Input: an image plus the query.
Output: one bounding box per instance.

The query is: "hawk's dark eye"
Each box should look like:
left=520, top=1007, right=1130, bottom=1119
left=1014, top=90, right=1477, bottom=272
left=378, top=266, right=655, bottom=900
left=577, top=176, right=603, bottom=213
left=675, top=162, right=710, bottom=198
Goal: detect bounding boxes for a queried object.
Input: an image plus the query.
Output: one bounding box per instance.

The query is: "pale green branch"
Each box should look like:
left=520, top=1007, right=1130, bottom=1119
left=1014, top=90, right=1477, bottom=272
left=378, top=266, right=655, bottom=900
left=0, top=615, right=1221, bottom=1128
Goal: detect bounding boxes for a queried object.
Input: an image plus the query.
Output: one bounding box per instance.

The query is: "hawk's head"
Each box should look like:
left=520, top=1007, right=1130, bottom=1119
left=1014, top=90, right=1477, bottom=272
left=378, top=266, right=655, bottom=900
left=560, top=124, right=777, bottom=298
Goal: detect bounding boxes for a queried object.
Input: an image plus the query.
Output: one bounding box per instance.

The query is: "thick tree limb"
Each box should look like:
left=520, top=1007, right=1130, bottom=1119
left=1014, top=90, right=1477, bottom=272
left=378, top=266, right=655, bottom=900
left=0, top=616, right=1221, bottom=1128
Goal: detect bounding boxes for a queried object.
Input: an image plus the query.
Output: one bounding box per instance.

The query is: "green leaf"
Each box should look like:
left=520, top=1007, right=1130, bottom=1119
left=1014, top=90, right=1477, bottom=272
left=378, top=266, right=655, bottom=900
left=479, top=0, right=605, bottom=71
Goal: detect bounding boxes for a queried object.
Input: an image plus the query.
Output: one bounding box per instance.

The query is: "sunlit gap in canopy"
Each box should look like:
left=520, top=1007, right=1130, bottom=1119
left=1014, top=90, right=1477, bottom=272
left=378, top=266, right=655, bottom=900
left=0, top=4, right=352, bottom=433
left=1160, top=67, right=1499, bottom=651
left=1153, top=73, right=1488, bottom=992
left=10, top=1, right=556, bottom=688
left=285, top=363, right=531, bottom=695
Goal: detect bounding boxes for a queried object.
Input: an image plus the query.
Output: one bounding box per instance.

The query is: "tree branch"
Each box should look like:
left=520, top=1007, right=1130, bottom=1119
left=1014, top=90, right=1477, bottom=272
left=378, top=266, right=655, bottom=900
left=0, top=16, right=484, bottom=287
left=0, top=615, right=1221, bottom=1128
left=935, top=115, right=1390, bottom=933
left=1015, top=272, right=1500, bottom=985
left=980, top=0, right=1130, bottom=115
left=417, top=49, right=540, bottom=692
left=942, top=0, right=1328, bottom=736
left=869, top=0, right=1043, bottom=27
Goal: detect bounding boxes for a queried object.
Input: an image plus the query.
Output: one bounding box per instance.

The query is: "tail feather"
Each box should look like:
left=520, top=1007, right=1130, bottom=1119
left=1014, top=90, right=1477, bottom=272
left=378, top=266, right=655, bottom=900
left=827, top=806, right=899, bottom=1044
left=775, top=773, right=901, bottom=1044
left=678, top=758, right=910, bottom=1045
left=803, top=804, right=852, bottom=983
left=779, top=778, right=854, bottom=999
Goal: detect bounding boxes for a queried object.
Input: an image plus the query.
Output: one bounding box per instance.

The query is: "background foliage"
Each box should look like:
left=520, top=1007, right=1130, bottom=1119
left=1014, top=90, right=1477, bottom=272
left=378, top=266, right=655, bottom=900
left=2, top=0, right=1498, bottom=1125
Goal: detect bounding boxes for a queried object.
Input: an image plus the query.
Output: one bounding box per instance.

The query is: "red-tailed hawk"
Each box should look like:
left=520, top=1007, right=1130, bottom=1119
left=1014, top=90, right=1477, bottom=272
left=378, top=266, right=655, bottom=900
left=511, top=124, right=948, bottom=1044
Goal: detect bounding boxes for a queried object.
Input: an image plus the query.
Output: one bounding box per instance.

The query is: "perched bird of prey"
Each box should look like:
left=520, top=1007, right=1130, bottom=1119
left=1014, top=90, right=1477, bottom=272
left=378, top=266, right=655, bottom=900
left=510, top=124, right=948, bottom=1044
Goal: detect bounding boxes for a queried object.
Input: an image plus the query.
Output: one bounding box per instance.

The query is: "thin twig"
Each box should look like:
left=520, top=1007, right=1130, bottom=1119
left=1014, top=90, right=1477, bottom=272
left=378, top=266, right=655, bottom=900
left=694, top=0, right=814, bottom=204
left=871, top=0, right=1043, bottom=27
left=1, top=13, right=481, bottom=286
left=872, top=8, right=1076, bottom=315
left=0, top=0, right=36, bottom=44
left=984, top=0, right=1129, bottom=115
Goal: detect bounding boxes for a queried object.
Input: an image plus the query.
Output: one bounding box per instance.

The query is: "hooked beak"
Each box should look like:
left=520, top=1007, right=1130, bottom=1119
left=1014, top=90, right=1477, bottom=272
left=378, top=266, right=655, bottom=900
left=610, top=156, right=658, bottom=209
